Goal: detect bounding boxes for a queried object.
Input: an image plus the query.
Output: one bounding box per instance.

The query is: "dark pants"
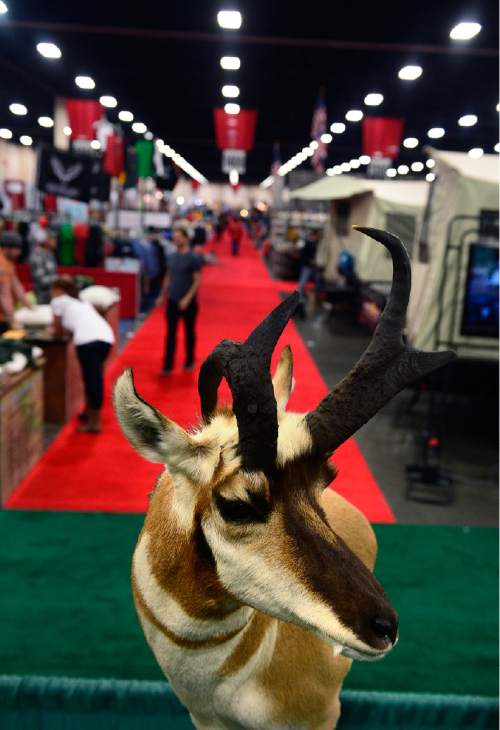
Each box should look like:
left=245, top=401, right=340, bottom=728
left=76, top=341, right=111, bottom=410
left=164, top=299, right=198, bottom=369
left=231, top=238, right=240, bottom=256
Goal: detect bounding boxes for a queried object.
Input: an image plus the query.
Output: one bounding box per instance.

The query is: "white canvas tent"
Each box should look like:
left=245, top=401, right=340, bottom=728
left=290, top=175, right=428, bottom=283
left=407, top=148, right=499, bottom=359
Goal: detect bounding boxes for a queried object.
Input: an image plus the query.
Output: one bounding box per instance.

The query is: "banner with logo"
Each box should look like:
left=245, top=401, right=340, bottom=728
left=362, top=117, right=404, bottom=159
left=103, top=132, right=125, bottom=177
left=65, top=99, right=103, bottom=141
left=213, top=109, right=257, bottom=151
left=37, top=146, right=93, bottom=202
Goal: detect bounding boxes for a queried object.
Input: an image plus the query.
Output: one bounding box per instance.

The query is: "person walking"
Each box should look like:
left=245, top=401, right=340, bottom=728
left=29, top=228, right=58, bottom=304
left=50, top=276, right=115, bottom=433
left=0, top=230, right=32, bottom=334
left=227, top=213, right=244, bottom=256
left=161, top=221, right=202, bottom=375
left=296, top=227, right=323, bottom=317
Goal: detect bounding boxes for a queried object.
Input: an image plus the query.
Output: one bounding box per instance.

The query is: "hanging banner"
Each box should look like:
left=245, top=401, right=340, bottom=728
left=213, top=109, right=257, bottom=151
left=3, top=180, right=26, bottom=210
left=222, top=149, right=246, bottom=173
left=89, top=158, right=111, bottom=202
left=362, top=117, right=404, bottom=159
left=103, top=132, right=125, bottom=177
left=37, top=146, right=93, bottom=202
left=65, top=99, right=103, bottom=141
left=135, top=139, right=154, bottom=178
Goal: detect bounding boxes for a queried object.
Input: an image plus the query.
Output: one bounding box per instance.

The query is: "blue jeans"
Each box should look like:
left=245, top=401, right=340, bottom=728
left=298, top=265, right=321, bottom=296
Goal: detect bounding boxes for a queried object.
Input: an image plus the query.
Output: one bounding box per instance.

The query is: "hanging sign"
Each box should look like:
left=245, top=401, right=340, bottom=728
left=222, top=149, right=246, bottom=174
left=362, top=117, right=404, bottom=160
left=3, top=180, right=26, bottom=210
left=37, top=146, right=93, bottom=202
left=103, top=132, right=125, bottom=177
left=65, top=100, right=103, bottom=141
left=214, top=109, right=257, bottom=151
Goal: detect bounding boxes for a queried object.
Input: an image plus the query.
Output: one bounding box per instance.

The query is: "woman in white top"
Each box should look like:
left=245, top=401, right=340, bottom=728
left=50, top=276, right=115, bottom=433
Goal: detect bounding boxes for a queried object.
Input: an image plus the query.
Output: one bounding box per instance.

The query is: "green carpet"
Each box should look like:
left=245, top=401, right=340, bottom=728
left=0, top=511, right=497, bottom=699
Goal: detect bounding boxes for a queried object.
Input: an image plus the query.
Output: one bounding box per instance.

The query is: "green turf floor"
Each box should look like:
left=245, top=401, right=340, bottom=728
left=0, top=511, right=497, bottom=698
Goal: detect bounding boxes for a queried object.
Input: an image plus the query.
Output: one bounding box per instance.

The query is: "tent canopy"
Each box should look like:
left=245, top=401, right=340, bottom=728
left=290, top=174, right=429, bottom=207
left=427, top=147, right=499, bottom=185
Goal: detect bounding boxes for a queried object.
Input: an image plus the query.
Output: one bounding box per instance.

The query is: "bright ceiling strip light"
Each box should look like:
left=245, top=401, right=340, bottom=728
left=222, top=84, right=239, bottom=98
left=220, top=56, right=240, bottom=70
left=403, top=137, right=419, bottom=149
left=63, top=126, right=72, bottom=136
left=38, top=116, right=54, bottom=128
left=224, top=103, right=240, bottom=114
left=217, top=10, right=242, bottom=29
left=9, top=103, right=27, bottom=116
left=132, top=122, right=147, bottom=134
left=0, top=2, right=8, bottom=13
left=426, top=172, right=436, bottom=182
left=468, top=147, right=483, bottom=159
left=75, top=75, right=95, bottom=90
left=359, top=155, right=371, bottom=165
left=345, top=109, right=363, bottom=122
left=458, top=114, right=477, bottom=127
left=397, top=165, right=409, bottom=175
left=259, top=176, right=274, bottom=188
left=411, top=161, right=424, bottom=172
left=0, top=128, right=13, bottom=139
left=450, top=22, right=481, bottom=40
left=427, top=127, right=445, bottom=139
left=118, top=110, right=134, bottom=122
left=398, top=65, right=422, bottom=81
left=364, top=93, right=383, bottom=106
left=229, top=169, right=239, bottom=185
left=36, top=42, right=61, bottom=59
left=100, top=95, right=117, bottom=108
left=386, top=168, right=397, bottom=178
left=20, top=135, right=32, bottom=146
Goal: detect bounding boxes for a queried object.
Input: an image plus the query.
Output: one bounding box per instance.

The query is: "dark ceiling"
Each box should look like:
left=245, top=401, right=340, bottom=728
left=0, top=0, right=498, bottom=183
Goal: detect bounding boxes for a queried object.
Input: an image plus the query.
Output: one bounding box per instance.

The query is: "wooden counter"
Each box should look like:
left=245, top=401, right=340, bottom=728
left=0, top=365, right=44, bottom=506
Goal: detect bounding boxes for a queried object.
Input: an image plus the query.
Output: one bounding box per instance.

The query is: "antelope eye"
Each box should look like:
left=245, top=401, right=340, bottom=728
left=215, top=493, right=269, bottom=524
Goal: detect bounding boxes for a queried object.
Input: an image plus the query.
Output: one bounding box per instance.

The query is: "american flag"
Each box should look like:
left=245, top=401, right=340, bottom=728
left=271, top=141, right=281, bottom=176
left=310, top=94, right=328, bottom=173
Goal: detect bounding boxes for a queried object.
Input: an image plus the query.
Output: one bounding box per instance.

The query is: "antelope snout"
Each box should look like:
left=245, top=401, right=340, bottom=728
left=370, top=609, right=399, bottom=649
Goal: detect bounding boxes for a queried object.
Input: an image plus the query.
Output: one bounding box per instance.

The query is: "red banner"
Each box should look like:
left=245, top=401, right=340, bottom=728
left=362, top=117, right=404, bottom=160
left=66, top=99, right=103, bottom=141
left=3, top=180, right=26, bottom=210
left=103, top=132, right=124, bottom=177
left=213, top=109, right=257, bottom=151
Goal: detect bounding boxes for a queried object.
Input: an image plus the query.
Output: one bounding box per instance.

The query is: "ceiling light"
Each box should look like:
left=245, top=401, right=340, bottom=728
left=229, top=169, right=239, bottom=185
left=458, top=114, right=477, bottom=127
left=426, top=173, right=435, bottom=182
left=156, top=139, right=164, bottom=148
left=90, top=140, right=101, bottom=150
left=217, top=10, right=242, bottom=29
left=320, top=132, right=332, bottom=143
left=345, top=109, right=363, bottom=122
left=403, top=137, right=419, bottom=149
left=0, top=2, right=8, bottom=13
left=224, top=103, right=240, bottom=114
left=75, top=75, right=95, bottom=90
left=468, top=147, right=483, bottom=159
left=333, top=165, right=343, bottom=174
left=426, top=159, right=435, bottom=168
left=326, top=168, right=335, bottom=176
left=330, top=122, right=346, bottom=134
left=497, top=103, right=499, bottom=112
left=450, top=22, right=481, bottom=40
left=19, top=135, right=32, bottom=146
left=222, top=84, right=239, bottom=98
left=176, top=196, right=185, bottom=205
left=100, top=95, right=117, bottom=108
left=350, top=159, right=361, bottom=169
left=386, top=168, right=397, bottom=178
left=411, top=161, right=424, bottom=172
left=309, top=140, right=319, bottom=150
left=359, top=155, right=371, bottom=165
left=341, top=162, right=351, bottom=172
left=118, top=110, right=134, bottom=122
left=398, top=65, right=423, bottom=81
left=220, top=56, right=240, bottom=70
left=63, top=126, right=72, bottom=136
left=132, top=122, right=147, bottom=134
left=397, top=165, right=409, bottom=175
left=38, top=116, right=54, bottom=128
left=364, top=93, right=384, bottom=106
left=427, top=127, right=445, bottom=139
left=144, top=131, right=153, bottom=140
left=9, top=103, right=27, bottom=116
left=0, top=128, right=13, bottom=139
left=495, top=143, right=500, bottom=153
left=36, top=42, right=61, bottom=59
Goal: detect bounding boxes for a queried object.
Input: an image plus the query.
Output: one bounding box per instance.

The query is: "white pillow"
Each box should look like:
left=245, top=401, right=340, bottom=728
left=79, top=285, right=120, bottom=309
left=14, top=305, right=54, bottom=327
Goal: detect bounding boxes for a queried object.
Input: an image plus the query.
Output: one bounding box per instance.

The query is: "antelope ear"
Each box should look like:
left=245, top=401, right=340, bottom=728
left=113, top=369, right=202, bottom=477
left=272, top=345, right=294, bottom=415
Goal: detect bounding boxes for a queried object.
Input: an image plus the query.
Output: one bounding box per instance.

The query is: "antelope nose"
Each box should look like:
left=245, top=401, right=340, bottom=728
left=372, top=615, right=398, bottom=645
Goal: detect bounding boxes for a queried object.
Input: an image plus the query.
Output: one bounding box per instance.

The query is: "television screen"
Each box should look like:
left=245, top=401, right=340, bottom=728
left=461, top=243, right=499, bottom=338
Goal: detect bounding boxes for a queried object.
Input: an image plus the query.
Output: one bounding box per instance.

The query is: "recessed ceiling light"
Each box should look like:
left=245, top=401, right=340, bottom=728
left=403, top=137, right=419, bottom=149
left=0, top=2, right=8, bottom=13
left=20, top=135, right=32, bottom=146
left=333, top=165, right=343, bottom=174
left=458, top=114, right=478, bottom=127
left=0, top=128, right=13, bottom=139
left=217, top=10, right=242, bottom=29
left=144, top=131, right=153, bottom=140
left=75, top=75, right=95, bottom=90
left=224, top=103, right=240, bottom=115
left=411, top=161, right=424, bottom=172
left=222, top=85, right=239, bottom=98
left=309, top=140, right=319, bottom=150
left=36, top=42, right=61, bottom=59
left=132, top=122, right=147, bottom=134
left=100, top=95, right=117, bottom=108
left=320, top=132, right=332, bottom=143
left=359, top=155, right=371, bottom=165
left=63, top=126, right=72, bottom=136
left=90, top=140, right=101, bottom=150
left=468, top=147, right=483, bottom=159
left=386, top=168, right=397, bottom=177
left=427, top=127, right=445, bottom=139
left=118, top=110, right=134, bottom=122
left=350, top=159, right=361, bottom=169
left=341, top=162, right=351, bottom=172
left=397, top=165, right=409, bottom=175
left=495, top=143, right=500, bottom=153
left=220, top=56, right=240, bottom=70
left=450, top=22, right=481, bottom=40
left=326, top=168, right=335, bottom=176
left=330, top=122, right=346, bottom=134
left=426, top=172, right=436, bottom=182
left=398, top=65, right=422, bottom=81
left=38, top=116, right=54, bottom=128
left=364, top=93, right=384, bottom=106
left=9, top=103, right=27, bottom=116
left=426, top=159, right=435, bottom=169
left=345, top=109, right=363, bottom=122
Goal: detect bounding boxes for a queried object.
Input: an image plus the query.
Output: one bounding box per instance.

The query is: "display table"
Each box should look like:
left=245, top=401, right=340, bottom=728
left=0, top=365, right=44, bottom=506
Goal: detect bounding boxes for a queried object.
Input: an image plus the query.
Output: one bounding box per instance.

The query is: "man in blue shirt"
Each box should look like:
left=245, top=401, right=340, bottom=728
left=161, top=222, right=202, bottom=375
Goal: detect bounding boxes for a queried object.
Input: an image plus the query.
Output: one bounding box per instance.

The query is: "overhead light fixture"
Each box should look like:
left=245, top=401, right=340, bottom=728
left=75, top=75, right=95, bottom=90
left=426, top=172, right=436, bottom=182
left=359, top=155, right=371, bottom=165
left=326, top=168, right=335, bottom=176
left=36, top=42, right=61, bottom=59
left=19, top=135, right=32, bottom=146
left=220, top=56, right=240, bottom=70
left=341, top=162, right=351, bottom=172
left=398, top=65, right=423, bottom=81
left=90, top=140, right=101, bottom=150
left=345, top=109, right=363, bottom=122
left=144, top=131, right=153, bottom=140
left=0, top=128, right=13, bottom=139
left=497, top=103, right=500, bottom=112
left=9, top=103, right=27, bottom=116
left=458, top=114, right=478, bottom=127
left=364, top=93, right=384, bottom=106
left=118, top=110, right=134, bottom=122
left=495, top=143, right=500, bottom=153
left=350, top=159, right=361, bottom=169
left=217, top=10, right=242, bottom=29
left=333, top=165, right=343, bottom=174
left=427, top=127, right=445, bottom=139
left=386, top=168, right=397, bottom=178
left=449, top=22, right=481, bottom=40
left=260, top=176, right=274, bottom=188
left=397, top=164, right=409, bottom=175
left=309, top=140, right=319, bottom=150
left=100, top=95, right=117, bottom=108
left=222, top=84, right=239, bottom=98
left=63, top=126, right=72, bottom=136
left=224, top=102, right=240, bottom=114
left=403, top=137, right=419, bottom=149
left=320, top=132, right=332, bottom=143
left=176, top=195, right=185, bottom=205
left=0, top=2, right=8, bottom=13
left=468, top=147, right=483, bottom=159
left=132, top=122, right=147, bottom=134
left=426, top=159, right=435, bottom=169
left=156, top=139, right=164, bottom=148
left=229, top=169, right=239, bottom=185
left=38, top=116, right=54, bottom=128
left=411, top=161, right=424, bottom=172
left=330, top=122, right=346, bottom=134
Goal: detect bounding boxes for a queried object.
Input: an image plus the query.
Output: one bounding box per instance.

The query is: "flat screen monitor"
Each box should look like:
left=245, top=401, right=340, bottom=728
left=460, top=243, right=499, bottom=338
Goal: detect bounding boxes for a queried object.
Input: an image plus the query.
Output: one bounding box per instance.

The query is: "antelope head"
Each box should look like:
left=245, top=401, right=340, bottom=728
left=114, top=227, right=454, bottom=662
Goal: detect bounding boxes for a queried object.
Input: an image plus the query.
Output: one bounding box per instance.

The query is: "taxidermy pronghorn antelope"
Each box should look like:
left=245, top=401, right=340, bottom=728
left=114, top=228, right=454, bottom=730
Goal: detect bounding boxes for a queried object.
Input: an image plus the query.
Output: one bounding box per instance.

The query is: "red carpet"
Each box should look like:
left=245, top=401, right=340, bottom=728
left=7, top=234, right=395, bottom=522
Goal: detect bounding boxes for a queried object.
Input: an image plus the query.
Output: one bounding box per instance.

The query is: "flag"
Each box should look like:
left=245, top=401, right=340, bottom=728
left=310, top=93, right=328, bottom=173
left=271, top=142, right=281, bottom=176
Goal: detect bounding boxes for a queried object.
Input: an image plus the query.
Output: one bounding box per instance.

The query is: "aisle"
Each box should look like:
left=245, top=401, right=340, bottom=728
left=7, top=234, right=395, bottom=522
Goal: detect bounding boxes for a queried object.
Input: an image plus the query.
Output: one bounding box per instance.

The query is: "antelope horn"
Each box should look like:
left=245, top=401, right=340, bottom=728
left=305, top=227, right=455, bottom=456
left=198, top=292, right=299, bottom=473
